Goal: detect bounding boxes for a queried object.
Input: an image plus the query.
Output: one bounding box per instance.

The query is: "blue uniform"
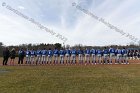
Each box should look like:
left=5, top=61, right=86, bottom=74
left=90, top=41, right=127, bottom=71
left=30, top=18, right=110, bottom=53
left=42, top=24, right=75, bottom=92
left=59, top=50, right=65, bottom=64
left=53, top=49, right=59, bottom=55
left=91, top=49, right=96, bottom=64
left=48, top=50, right=53, bottom=56
left=65, top=49, right=71, bottom=55
left=31, top=50, right=36, bottom=56
left=77, top=49, right=84, bottom=63
left=91, top=49, right=96, bottom=55
left=26, top=50, right=31, bottom=64
left=121, top=49, right=128, bottom=64
left=47, top=50, right=53, bottom=63
left=103, top=49, right=108, bottom=54
left=97, top=50, right=102, bottom=55
left=97, top=49, right=102, bottom=64
left=109, top=48, right=115, bottom=53
left=26, top=50, right=31, bottom=56
left=109, top=48, right=116, bottom=63
left=36, top=50, right=42, bottom=56
left=122, top=49, right=127, bottom=55
left=116, top=49, right=122, bottom=64
left=85, top=49, right=91, bottom=54
left=53, top=49, right=59, bottom=64
left=42, top=50, right=47, bottom=55
left=59, top=50, right=65, bottom=55
left=71, top=49, right=77, bottom=64
left=71, top=49, right=77, bottom=55
left=77, top=49, right=84, bottom=54
left=65, top=49, right=71, bottom=63
left=36, top=50, right=42, bottom=64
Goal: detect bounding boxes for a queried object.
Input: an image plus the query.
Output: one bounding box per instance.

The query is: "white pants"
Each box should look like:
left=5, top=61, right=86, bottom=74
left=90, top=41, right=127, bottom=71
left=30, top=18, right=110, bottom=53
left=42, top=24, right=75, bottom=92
left=91, top=54, right=96, bottom=63
left=47, top=55, right=52, bottom=63
left=30, top=55, right=35, bottom=64
left=71, top=54, right=76, bottom=63
left=85, top=54, right=90, bottom=62
left=117, top=54, right=122, bottom=63
left=97, top=54, right=102, bottom=63
left=42, top=55, right=47, bottom=63
left=65, top=54, right=70, bottom=63
left=26, top=55, right=31, bottom=64
left=54, top=54, right=58, bottom=63
left=79, top=54, right=83, bottom=63
left=36, top=55, right=41, bottom=64
left=110, top=53, right=115, bottom=62
left=60, top=55, right=64, bottom=64
left=122, top=54, right=128, bottom=62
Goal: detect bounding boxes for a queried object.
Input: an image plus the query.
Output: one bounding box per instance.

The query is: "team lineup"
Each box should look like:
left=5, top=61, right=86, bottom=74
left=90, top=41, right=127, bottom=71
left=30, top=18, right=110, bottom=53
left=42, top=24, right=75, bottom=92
left=13, top=46, right=140, bottom=66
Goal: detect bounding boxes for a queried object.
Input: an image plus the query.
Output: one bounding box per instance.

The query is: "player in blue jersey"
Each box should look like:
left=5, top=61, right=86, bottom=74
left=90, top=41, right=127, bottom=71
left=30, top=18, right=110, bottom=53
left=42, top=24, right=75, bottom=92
left=30, top=49, right=36, bottom=65
left=84, top=48, right=91, bottom=65
left=47, top=48, right=53, bottom=64
left=59, top=48, right=65, bottom=64
left=77, top=48, right=84, bottom=64
left=41, top=48, right=47, bottom=65
left=90, top=48, right=97, bottom=64
left=71, top=48, right=77, bottom=64
left=36, top=48, right=42, bottom=65
left=65, top=48, right=71, bottom=64
left=97, top=49, right=102, bottom=64
left=25, top=49, right=31, bottom=64
left=53, top=48, right=59, bottom=64
left=103, top=47, right=109, bottom=64
left=115, top=47, right=122, bottom=64
left=109, top=46, right=116, bottom=64
left=122, top=47, right=129, bottom=64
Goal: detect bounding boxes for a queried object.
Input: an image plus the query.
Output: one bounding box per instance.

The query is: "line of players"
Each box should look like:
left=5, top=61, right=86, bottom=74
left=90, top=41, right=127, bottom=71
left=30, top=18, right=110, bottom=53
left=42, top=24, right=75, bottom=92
left=22, top=46, right=139, bottom=65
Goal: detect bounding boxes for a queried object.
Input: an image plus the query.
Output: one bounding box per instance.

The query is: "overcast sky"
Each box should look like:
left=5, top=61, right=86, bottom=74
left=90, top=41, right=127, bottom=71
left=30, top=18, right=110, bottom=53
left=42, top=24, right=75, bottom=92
left=0, top=0, right=140, bottom=46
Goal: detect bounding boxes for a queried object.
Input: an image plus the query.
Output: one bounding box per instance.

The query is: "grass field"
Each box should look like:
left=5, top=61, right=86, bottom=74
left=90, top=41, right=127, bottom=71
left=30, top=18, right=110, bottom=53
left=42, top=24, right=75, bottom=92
left=0, top=58, right=140, bottom=93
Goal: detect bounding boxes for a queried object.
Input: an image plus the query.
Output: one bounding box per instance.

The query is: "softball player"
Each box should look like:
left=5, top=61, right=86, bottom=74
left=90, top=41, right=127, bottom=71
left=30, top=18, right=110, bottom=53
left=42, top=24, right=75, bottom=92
left=115, top=48, right=122, bottom=64
left=41, top=48, right=47, bottom=65
left=90, top=48, right=96, bottom=64
left=65, top=48, right=71, bottom=64
left=77, top=48, right=84, bottom=64
left=47, top=48, right=53, bottom=64
left=97, top=49, right=102, bottom=64
left=109, top=46, right=115, bottom=64
left=71, top=48, right=77, bottom=64
left=30, top=49, right=36, bottom=64
left=59, top=48, right=65, bottom=64
left=53, top=48, right=59, bottom=64
left=36, top=48, right=42, bottom=65
left=103, top=47, right=109, bottom=64
left=84, top=48, right=91, bottom=64
left=25, top=49, right=31, bottom=64
left=122, top=47, right=129, bottom=64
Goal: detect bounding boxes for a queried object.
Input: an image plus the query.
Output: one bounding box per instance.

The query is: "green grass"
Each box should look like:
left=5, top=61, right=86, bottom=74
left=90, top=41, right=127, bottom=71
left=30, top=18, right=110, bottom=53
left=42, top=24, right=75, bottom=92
left=0, top=65, right=140, bottom=93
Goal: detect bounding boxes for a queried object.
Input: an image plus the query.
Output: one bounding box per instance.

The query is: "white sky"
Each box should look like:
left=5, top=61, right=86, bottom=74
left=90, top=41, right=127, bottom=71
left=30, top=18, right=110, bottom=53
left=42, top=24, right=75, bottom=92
left=0, top=0, right=140, bottom=46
